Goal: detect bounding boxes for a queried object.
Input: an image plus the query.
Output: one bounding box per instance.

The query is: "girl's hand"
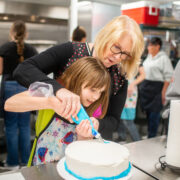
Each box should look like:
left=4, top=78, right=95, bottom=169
left=76, top=118, right=99, bottom=140
left=55, top=88, right=81, bottom=123
left=76, top=120, right=92, bottom=139
left=90, top=117, right=99, bottom=131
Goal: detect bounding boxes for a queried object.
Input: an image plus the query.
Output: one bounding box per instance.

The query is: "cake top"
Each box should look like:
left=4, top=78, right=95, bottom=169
left=65, top=140, right=129, bottom=165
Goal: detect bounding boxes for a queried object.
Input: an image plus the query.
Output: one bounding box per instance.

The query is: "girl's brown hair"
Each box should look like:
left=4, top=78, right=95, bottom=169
left=59, top=57, right=111, bottom=118
left=10, top=20, right=26, bottom=62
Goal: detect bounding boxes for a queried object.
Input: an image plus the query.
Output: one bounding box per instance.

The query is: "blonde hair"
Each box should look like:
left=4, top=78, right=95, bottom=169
left=10, top=20, right=26, bottom=62
left=94, top=15, right=144, bottom=79
left=59, top=57, right=111, bottom=118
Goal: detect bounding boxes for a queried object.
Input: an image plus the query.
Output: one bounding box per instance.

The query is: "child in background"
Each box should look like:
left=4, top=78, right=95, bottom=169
left=5, top=57, right=111, bottom=166
left=116, top=66, right=145, bottom=142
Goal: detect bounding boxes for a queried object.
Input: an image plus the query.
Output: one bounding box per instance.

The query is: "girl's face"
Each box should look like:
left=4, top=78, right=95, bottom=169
left=80, top=83, right=106, bottom=107
left=102, top=34, right=133, bottom=68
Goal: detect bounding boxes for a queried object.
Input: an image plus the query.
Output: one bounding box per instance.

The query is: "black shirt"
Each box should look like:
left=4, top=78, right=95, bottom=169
left=0, top=41, right=38, bottom=80
left=14, top=42, right=127, bottom=140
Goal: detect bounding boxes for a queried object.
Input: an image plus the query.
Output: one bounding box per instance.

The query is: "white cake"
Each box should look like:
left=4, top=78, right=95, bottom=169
left=64, top=140, right=130, bottom=179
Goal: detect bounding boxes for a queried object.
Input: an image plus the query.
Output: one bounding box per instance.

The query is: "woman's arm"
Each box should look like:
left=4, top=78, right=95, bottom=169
left=13, top=42, right=82, bottom=122
left=0, top=56, right=3, bottom=75
left=13, top=42, right=73, bottom=93
left=162, top=81, right=170, bottom=105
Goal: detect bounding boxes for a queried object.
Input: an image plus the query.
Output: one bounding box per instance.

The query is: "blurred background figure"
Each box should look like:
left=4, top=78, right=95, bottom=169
left=139, top=37, right=173, bottom=138
left=115, top=65, right=145, bottom=143
left=0, top=20, right=38, bottom=170
left=72, top=26, right=87, bottom=43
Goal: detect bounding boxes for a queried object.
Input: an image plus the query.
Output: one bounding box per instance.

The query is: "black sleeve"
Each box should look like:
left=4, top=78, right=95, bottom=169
left=29, top=46, right=38, bottom=57
left=13, top=42, right=73, bottom=93
left=0, top=42, right=8, bottom=57
left=98, top=80, right=128, bottom=140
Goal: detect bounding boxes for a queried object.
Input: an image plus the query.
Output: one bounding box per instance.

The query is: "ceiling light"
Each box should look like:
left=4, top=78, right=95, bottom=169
left=173, top=1, right=180, bottom=5
left=40, top=19, right=46, bottom=23
left=78, top=1, right=91, bottom=7
left=3, top=16, right=8, bottom=20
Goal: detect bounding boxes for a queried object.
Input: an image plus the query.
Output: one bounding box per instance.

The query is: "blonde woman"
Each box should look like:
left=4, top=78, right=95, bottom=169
left=14, top=15, right=144, bottom=140
left=5, top=57, right=111, bottom=166
left=0, top=20, right=38, bottom=169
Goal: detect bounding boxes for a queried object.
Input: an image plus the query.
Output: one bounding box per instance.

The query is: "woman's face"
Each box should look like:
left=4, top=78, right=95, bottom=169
left=80, top=83, right=105, bottom=107
left=147, top=43, right=160, bottom=57
left=102, top=34, right=133, bottom=68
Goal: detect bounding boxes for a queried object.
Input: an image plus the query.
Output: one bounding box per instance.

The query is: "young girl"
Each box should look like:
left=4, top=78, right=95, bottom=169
left=5, top=57, right=111, bottom=166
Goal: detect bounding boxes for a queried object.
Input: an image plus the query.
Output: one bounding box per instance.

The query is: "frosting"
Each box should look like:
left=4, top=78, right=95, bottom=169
left=65, top=140, right=130, bottom=179
left=64, top=161, right=131, bottom=180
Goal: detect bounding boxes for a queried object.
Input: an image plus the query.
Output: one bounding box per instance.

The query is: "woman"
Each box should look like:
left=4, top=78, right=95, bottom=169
left=0, top=20, right=38, bottom=169
left=14, top=15, right=144, bottom=140
left=139, top=37, right=173, bottom=138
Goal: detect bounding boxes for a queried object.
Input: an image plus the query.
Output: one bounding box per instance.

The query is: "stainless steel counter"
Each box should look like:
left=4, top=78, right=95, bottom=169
left=125, top=136, right=180, bottom=180
left=2, top=136, right=179, bottom=180
left=0, top=159, right=152, bottom=179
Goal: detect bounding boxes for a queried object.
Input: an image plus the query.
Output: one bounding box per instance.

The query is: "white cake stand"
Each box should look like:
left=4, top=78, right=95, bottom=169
left=56, top=157, right=132, bottom=180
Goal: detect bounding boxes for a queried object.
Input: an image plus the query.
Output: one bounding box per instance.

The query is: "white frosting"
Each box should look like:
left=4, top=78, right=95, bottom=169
left=65, top=140, right=130, bottom=178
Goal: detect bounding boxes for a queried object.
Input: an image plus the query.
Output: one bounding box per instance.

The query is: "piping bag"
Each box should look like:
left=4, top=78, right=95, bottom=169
left=28, top=82, right=104, bottom=142
left=72, top=105, right=104, bottom=143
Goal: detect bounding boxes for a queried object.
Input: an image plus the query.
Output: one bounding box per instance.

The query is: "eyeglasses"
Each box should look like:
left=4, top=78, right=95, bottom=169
left=110, top=44, right=132, bottom=61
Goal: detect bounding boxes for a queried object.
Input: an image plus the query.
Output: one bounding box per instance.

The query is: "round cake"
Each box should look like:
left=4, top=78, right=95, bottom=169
left=58, top=140, right=131, bottom=180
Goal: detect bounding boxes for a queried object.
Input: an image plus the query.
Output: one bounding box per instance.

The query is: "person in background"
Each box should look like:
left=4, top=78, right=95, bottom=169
left=115, top=65, right=145, bottom=142
left=0, top=20, right=38, bottom=169
left=139, top=37, right=173, bottom=138
left=72, top=26, right=87, bottom=43
left=13, top=15, right=144, bottom=140
left=5, top=57, right=110, bottom=166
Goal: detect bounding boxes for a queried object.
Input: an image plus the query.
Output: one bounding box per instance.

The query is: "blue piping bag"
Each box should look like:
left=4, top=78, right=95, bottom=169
left=72, top=105, right=104, bottom=142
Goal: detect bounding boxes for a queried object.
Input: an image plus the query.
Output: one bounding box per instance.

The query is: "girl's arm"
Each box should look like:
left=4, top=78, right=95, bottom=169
left=127, top=66, right=145, bottom=96
left=4, top=91, right=62, bottom=113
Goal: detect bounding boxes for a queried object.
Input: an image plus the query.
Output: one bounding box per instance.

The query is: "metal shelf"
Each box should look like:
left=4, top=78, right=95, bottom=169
left=140, top=24, right=180, bottom=32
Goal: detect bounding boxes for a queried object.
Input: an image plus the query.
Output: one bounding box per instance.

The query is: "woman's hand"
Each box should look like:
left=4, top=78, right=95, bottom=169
left=55, top=88, right=81, bottom=123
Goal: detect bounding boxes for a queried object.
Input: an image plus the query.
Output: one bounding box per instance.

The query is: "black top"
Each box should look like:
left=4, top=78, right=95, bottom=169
left=14, top=42, right=127, bottom=140
left=0, top=41, right=38, bottom=80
